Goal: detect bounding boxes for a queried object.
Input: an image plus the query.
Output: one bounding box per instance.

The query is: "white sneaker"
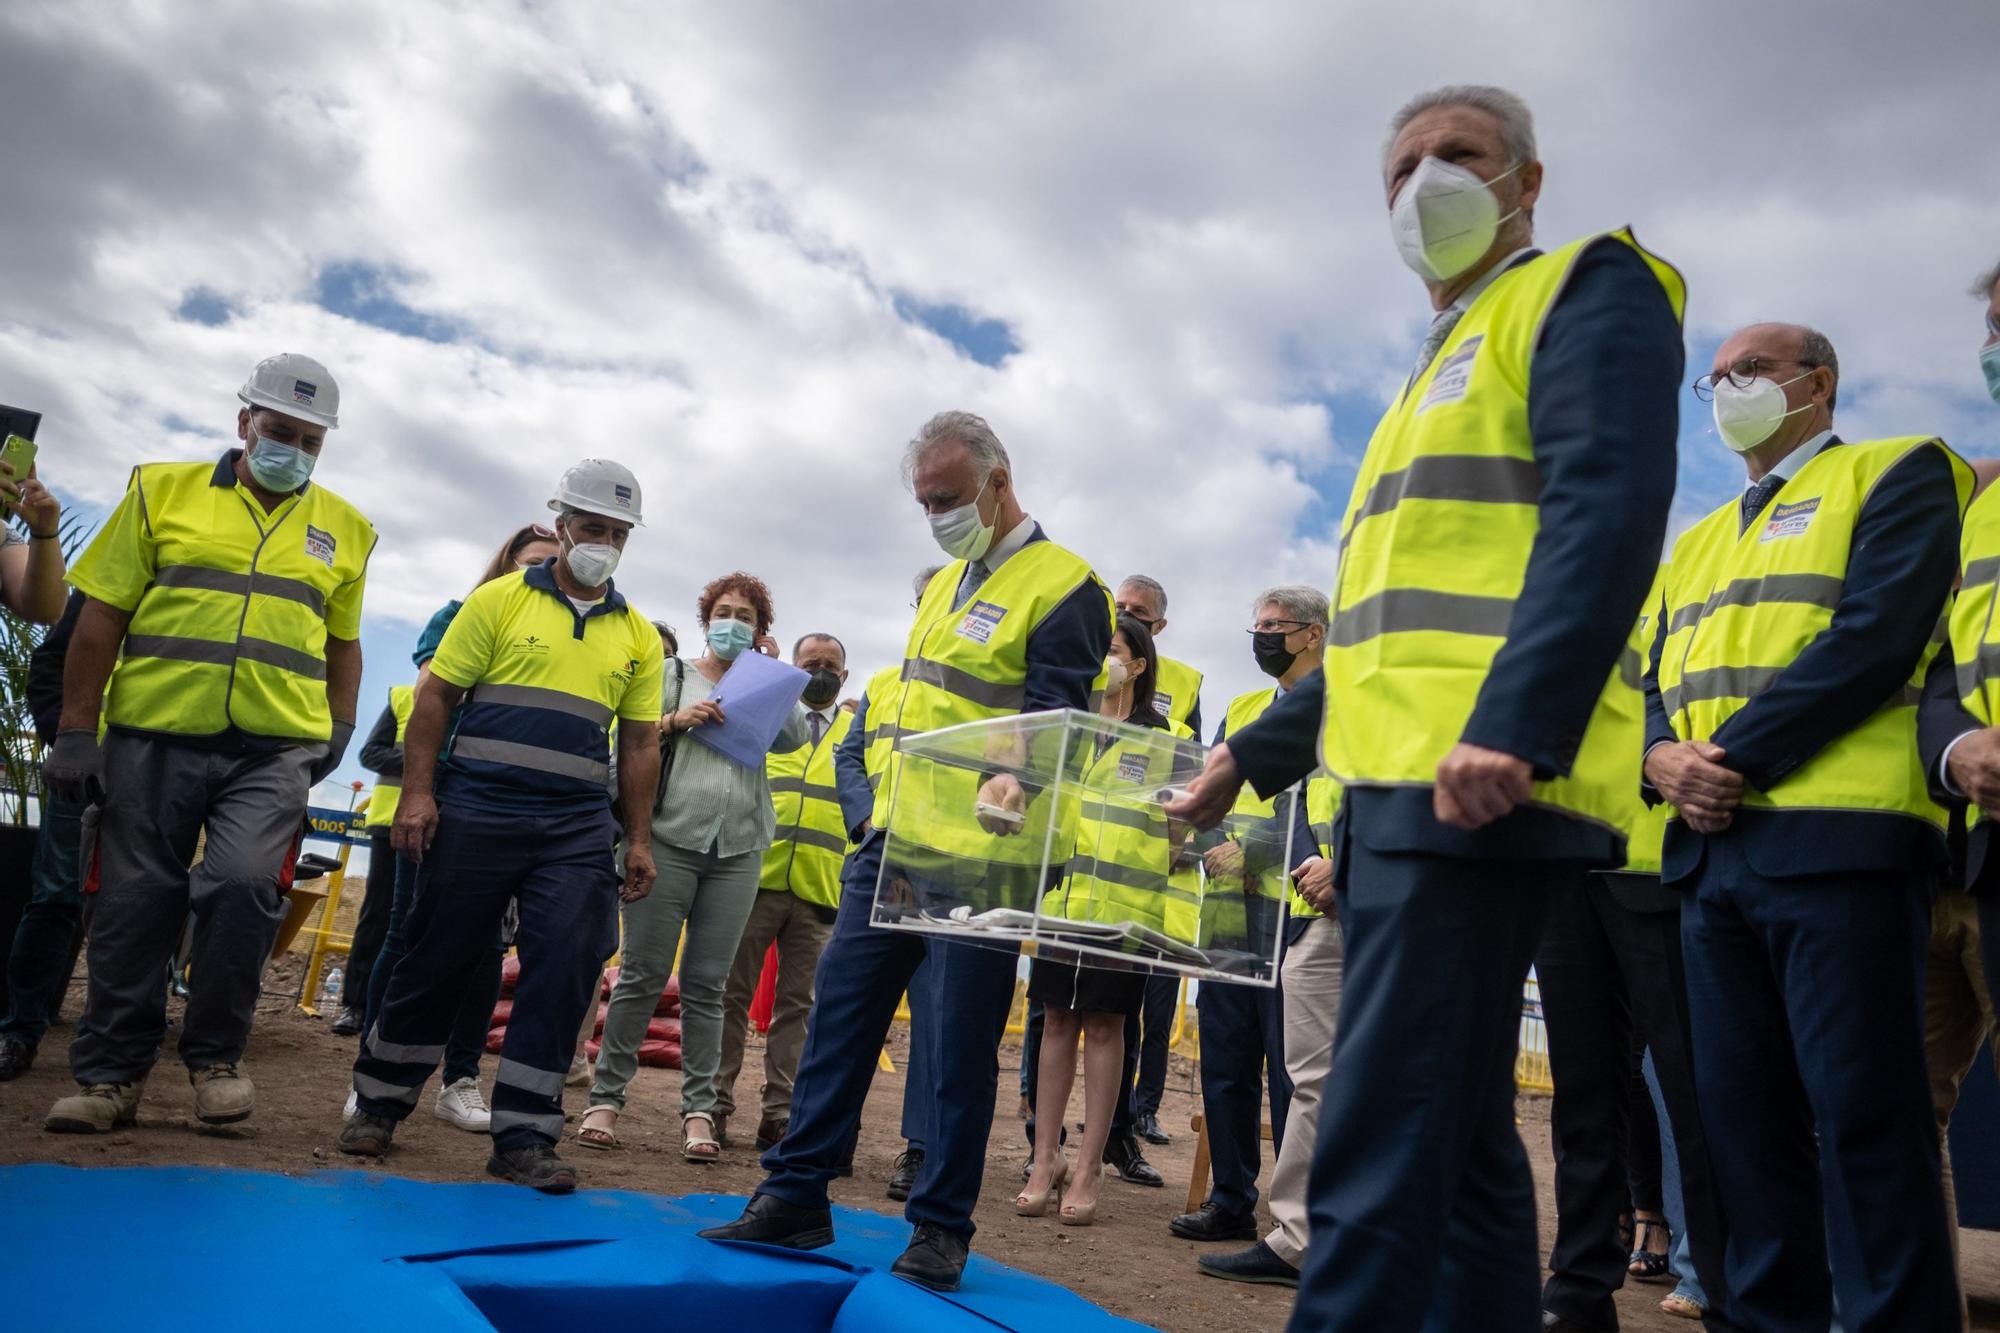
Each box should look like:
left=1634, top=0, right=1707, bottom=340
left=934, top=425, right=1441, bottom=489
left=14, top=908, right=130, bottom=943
left=343, top=1088, right=359, bottom=1124
left=434, top=1077, right=490, bottom=1132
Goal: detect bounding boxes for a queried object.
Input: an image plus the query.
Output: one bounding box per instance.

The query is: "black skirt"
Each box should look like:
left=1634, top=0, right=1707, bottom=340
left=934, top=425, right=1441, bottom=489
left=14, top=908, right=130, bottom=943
left=1027, top=953, right=1146, bottom=1015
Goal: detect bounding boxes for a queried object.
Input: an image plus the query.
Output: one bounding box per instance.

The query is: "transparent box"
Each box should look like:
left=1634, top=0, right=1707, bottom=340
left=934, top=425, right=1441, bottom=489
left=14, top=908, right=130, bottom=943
left=872, top=709, right=1292, bottom=986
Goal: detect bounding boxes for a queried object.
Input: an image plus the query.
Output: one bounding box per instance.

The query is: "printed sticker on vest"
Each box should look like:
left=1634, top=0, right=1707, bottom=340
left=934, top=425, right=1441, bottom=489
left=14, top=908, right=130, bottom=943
left=1152, top=691, right=1175, bottom=719
left=1418, top=335, right=1483, bottom=413
left=1759, top=497, right=1820, bottom=543
left=304, top=524, right=336, bottom=567
left=1117, top=751, right=1152, bottom=784
left=957, top=600, right=1007, bottom=644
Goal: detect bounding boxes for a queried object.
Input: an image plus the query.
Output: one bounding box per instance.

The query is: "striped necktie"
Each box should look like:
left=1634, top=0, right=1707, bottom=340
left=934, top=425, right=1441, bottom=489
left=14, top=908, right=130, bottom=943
left=1411, top=307, right=1464, bottom=382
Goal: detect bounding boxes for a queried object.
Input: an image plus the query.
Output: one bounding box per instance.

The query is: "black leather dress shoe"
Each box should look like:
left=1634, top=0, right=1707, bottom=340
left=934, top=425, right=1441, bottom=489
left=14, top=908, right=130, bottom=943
left=1135, top=1112, right=1170, bottom=1145
left=1103, top=1134, right=1164, bottom=1187
left=1197, top=1240, right=1299, bottom=1286
left=887, top=1145, right=924, bottom=1201
left=1170, top=1200, right=1258, bottom=1241
left=328, top=1006, right=363, bottom=1037
left=696, top=1192, right=834, bottom=1250
left=891, top=1221, right=969, bottom=1292
left=1541, top=1313, right=1597, bottom=1333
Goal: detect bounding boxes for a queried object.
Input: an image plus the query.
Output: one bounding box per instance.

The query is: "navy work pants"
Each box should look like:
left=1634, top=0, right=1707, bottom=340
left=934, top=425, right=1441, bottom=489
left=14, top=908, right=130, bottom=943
left=1, top=788, right=86, bottom=1049
left=1196, top=899, right=1292, bottom=1218
left=1682, top=836, right=1956, bottom=1333
left=1289, top=840, right=1560, bottom=1333
left=1132, top=971, right=1177, bottom=1120
left=361, top=843, right=504, bottom=1088
left=353, top=804, right=617, bottom=1150
left=761, top=835, right=1020, bottom=1240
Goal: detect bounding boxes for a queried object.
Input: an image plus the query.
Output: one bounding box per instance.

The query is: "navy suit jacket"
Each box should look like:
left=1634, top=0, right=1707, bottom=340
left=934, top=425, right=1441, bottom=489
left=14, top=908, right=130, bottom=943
left=1231, top=237, right=1682, bottom=866
left=1918, top=643, right=1997, bottom=893
left=1642, top=438, right=1961, bottom=884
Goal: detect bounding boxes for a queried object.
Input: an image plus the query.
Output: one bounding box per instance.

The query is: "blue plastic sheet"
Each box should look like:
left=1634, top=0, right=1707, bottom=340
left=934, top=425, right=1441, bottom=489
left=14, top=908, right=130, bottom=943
left=0, top=1166, right=1150, bottom=1331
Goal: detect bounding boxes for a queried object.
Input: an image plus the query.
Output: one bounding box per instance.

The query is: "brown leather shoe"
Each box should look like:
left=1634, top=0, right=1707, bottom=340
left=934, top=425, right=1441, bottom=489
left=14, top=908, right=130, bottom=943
left=755, top=1116, right=788, bottom=1151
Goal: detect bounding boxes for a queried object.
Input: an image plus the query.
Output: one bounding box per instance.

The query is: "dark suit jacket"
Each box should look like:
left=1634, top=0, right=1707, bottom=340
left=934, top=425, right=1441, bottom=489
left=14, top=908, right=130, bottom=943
left=1918, top=643, right=1997, bottom=892
left=1230, top=237, right=1682, bottom=866
left=1642, top=439, right=1961, bottom=884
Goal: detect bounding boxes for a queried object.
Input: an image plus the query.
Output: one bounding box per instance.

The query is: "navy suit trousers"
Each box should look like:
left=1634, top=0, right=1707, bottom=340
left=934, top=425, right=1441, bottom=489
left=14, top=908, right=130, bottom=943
left=761, top=836, right=1020, bottom=1240
left=1196, top=972, right=1291, bottom=1217
left=1289, top=842, right=1561, bottom=1333
left=1681, top=834, right=1955, bottom=1332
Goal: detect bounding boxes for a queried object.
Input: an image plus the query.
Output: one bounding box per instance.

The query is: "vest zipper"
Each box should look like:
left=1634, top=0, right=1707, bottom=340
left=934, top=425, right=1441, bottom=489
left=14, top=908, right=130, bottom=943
left=225, top=489, right=303, bottom=733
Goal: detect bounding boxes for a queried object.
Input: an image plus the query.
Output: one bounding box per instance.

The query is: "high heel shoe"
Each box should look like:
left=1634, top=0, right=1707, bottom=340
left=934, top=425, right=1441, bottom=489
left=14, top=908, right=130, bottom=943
left=1059, top=1165, right=1102, bottom=1227
left=1015, top=1156, right=1069, bottom=1217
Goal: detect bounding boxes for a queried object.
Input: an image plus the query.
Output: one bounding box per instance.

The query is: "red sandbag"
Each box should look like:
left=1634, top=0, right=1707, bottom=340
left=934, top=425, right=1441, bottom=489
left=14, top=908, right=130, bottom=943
left=489, top=999, right=513, bottom=1029
left=597, top=967, right=680, bottom=1016
left=582, top=1036, right=682, bottom=1069
left=646, top=1016, right=681, bottom=1043
left=485, top=1025, right=505, bottom=1053
left=499, top=954, right=522, bottom=997
left=749, top=942, right=778, bottom=1034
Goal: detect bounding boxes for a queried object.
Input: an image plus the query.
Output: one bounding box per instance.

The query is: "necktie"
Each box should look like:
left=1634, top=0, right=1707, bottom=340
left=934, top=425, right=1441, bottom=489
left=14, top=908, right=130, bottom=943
left=957, top=559, right=991, bottom=605
left=809, top=712, right=825, bottom=746
left=1740, top=476, right=1783, bottom=534
left=1411, top=307, right=1464, bottom=382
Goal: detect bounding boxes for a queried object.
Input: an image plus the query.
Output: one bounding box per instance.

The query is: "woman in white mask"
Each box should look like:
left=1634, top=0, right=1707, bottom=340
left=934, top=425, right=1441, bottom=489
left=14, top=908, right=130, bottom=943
left=583, top=572, right=810, bottom=1162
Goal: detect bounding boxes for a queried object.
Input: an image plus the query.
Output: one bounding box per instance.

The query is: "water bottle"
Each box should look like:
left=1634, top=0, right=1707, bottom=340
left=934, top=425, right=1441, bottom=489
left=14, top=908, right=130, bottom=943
left=317, top=964, right=344, bottom=1014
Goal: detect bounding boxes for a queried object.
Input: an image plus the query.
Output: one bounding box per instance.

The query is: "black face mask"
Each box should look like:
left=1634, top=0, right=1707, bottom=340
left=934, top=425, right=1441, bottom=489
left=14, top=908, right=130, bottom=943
left=801, top=668, right=843, bottom=708
left=1252, top=630, right=1297, bottom=679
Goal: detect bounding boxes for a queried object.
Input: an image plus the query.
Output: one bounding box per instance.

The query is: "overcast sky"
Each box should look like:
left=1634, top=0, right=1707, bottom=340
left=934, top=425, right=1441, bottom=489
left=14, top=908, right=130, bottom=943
left=3, top=1, right=1997, bottom=801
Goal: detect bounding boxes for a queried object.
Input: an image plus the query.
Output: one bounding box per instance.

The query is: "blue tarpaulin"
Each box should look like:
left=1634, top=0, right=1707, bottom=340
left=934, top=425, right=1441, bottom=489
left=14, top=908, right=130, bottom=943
left=0, top=1166, right=1151, bottom=1331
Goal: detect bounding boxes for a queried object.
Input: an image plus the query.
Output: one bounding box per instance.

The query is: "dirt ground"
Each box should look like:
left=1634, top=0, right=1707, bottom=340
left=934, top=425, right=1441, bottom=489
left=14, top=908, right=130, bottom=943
left=7, top=964, right=2000, bottom=1332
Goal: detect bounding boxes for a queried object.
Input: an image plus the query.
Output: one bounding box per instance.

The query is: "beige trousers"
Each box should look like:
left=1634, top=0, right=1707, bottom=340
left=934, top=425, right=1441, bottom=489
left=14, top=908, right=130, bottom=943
left=1925, top=887, right=1999, bottom=1332
left=716, top=888, right=836, bottom=1125
left=1264, top=913, right=1346, bottom=1268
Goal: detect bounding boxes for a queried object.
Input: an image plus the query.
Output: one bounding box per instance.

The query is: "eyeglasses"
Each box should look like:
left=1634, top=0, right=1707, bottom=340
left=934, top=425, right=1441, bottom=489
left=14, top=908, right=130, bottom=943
left=1248, top=619, right=1311, bottom=635
left=1692, top=358, right=1820, bottom=402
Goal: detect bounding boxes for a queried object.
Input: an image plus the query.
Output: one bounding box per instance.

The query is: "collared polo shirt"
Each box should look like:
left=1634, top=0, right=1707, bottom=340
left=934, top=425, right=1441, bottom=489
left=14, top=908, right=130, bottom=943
left=429, top=558, right=664, bottom=815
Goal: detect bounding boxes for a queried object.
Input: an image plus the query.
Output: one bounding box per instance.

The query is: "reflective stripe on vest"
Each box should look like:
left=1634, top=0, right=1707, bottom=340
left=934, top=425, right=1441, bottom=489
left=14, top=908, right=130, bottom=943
left=1043, top=723, right=1201, bottom=943
left=760, top=709, right=855, bottom=909
left=1320, top=228, right=1686, bottom=847
left=365, top=684, right=416, bottom=828
left=96, top=462, right=375, bottom=741
left=1660, top=437, right=1970, bottom=828
left=1949, top=483, right=2000, bottom=831
left=1218, top=687, right=1340, bottom=915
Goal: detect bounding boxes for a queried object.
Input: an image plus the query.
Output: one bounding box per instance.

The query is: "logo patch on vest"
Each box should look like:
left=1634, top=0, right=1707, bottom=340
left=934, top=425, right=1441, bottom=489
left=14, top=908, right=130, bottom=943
left=1117, top=752, right=1152, bottom=784
left=304, top=524, right=336, bottom=567
left=1759, top=497, right=1820, bottom=543
left=1152, top=692, right=1174, bottom=719
left=956, top=600, right=1007, bottom=645
left=1417, top=335, right=1482, bottom=413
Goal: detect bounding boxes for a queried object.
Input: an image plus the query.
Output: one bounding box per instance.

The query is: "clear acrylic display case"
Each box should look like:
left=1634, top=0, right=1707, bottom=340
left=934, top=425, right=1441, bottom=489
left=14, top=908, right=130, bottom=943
left=871, top=709, right=1291, bottom=986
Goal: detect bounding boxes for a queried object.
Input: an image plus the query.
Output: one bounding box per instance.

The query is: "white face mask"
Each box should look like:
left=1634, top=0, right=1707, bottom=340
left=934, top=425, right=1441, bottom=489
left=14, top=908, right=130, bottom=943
left=563, top=534, right=621, bottom=587
left=927, top=475, right=996, bottom=560
left=1712, top=372, right=1814, bottom=453
left=1390, top=157, right=1523, bottom=283
left=1103, top=658, right=1131, bottom=693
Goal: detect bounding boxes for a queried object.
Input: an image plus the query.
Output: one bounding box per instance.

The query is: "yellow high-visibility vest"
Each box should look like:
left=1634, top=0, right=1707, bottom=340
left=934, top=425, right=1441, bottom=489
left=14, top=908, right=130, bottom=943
left=1320, top=229, right=1686, bottom=845
left=364, top=684, right=416, bottom=830
left=1043, top=717, right=1200, bottom=944
left=1660, top=437, right=1971, bottom=829
left=1610, top=571, right=1667, bottom=875
left=1217, top=686, right=1342, bottom=921
left=759, top=710, right=855, bottom=909
left=72, top=457, right=376, bottom=741
left=858, top=664, right=904, bottom=792
left=1151, top=655, right=1204, bottom=732
left=1951, top=483, right=2000, bottom=832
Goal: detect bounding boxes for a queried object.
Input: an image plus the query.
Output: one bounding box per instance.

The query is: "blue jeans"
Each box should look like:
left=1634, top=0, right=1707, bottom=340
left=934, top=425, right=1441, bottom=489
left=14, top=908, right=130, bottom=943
left=1, top=789, right=86, bottom=1048
left=362, top=845, right=504, bottom=1087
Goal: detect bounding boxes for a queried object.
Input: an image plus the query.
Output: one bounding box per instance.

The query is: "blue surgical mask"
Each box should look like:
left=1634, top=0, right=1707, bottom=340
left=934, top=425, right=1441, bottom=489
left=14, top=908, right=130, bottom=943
left=707, top=619, right=755, bottom=661
left=1982, top=343, right=2000, bottom=405
left=246, top=435, right=316, bottom=491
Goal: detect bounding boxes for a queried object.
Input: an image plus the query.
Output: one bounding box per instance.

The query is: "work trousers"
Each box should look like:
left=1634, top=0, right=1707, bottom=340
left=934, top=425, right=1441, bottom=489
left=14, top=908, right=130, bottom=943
left=1289, top=843, right=1560, bottom=1333
left=761, top=835, right=1020, bottom=1240
left=592, top=839, right=761, bottom=1118
left=2, top=787, right=87, bottom=1049
left=339, top=827, right=396, bottom=1011
left=717, top=886, right=837, bottom=1125
left=71, top=734, right=313, bottom=1084
left=1132, top=972, right=1177, bottom=1120
left=1682, top=836, right=1956, bottom=1333
left=1263, top=913, right=1343, bottom=1268
left=1537, top=874, right=1731, bottom=1332
left=354, top=804, right=617, bottom=1150
left=901, top=957, right=936, bottom=1147
left=1196, top=903, right=1293, bottom=1219
left=361, top=847, right=502, bottom=1089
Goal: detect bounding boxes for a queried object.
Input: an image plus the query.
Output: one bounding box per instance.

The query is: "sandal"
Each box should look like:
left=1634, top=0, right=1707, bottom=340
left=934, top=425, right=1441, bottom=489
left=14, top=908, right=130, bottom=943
left=682, top=1113, right=721, bottom=1163
left=1628, top=1213, right=1672, bottom=1282
left=1659, top=1291, right=1705, bottom=1320
left=577, top=1104, right=619, bottom=1150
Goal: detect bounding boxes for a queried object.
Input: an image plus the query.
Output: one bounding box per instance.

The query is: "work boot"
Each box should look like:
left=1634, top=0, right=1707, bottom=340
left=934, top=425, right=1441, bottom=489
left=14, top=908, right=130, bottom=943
left=698, top=1192, right=834, bottom=1249
left=891, top=1221, right=969, bottom=1292
left=189, top=1065, right=255, bottom=1125
left=45, top=1081, right=144, bottom=1134
left=329, top=1006, right=363, bottom=1037
left=487, top=1142, right=579, bottom=1194
left=338, top=1112, right=396, bottom=1156
left=434, top=1077, right=491, bottom=1132
left=887, top=1145, right=924, bottom=1201
left=0, top=1036, right=34, bottom=1081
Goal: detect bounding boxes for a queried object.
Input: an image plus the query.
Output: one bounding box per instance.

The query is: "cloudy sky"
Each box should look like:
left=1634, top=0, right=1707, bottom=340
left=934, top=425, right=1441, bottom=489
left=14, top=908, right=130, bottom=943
left=3, top=1, right=1996, bottom=799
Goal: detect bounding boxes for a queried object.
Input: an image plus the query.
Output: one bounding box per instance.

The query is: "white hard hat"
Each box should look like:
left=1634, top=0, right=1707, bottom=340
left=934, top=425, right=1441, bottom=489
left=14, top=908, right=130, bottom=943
left=238, top=353, right=340, bottom=430
left=549, top=458, right=644, bottom=525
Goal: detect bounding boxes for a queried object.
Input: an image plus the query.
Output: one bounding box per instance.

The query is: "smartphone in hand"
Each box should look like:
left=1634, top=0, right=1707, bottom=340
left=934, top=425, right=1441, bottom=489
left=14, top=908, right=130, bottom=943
left=0, top=434, right=36, bottom=514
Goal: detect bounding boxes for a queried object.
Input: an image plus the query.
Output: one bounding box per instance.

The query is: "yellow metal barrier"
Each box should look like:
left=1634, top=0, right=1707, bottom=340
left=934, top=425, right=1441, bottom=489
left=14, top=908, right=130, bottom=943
left=297, top=793, right=369, bottom=1016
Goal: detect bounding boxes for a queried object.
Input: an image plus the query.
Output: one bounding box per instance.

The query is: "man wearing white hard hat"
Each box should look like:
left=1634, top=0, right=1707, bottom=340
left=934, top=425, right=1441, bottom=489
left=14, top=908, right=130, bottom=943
left=340, top=460, right=663, bottom=1194
left=44, top=353, right=374, bottom=1134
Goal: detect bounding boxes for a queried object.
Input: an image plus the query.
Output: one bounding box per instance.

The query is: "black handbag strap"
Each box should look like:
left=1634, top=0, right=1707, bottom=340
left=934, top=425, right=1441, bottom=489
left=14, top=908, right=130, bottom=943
left=653, top=657, right=688, bottom=814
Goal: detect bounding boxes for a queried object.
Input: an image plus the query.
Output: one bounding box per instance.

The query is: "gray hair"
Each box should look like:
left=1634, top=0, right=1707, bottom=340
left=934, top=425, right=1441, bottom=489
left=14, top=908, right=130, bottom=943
left=914, top=565, right=945, bottom=600
left=1118, top=574, right=1169, bottom=615
left=901, top=410, right=1011, bottom=488
left=1798, top=325, right=1841, bottom=412
left=1971, top=260, right=2000, bottom=302
left=1384, top=85, right=1536, bottom=167
left=1253, top=584, right=1330, bottom=627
